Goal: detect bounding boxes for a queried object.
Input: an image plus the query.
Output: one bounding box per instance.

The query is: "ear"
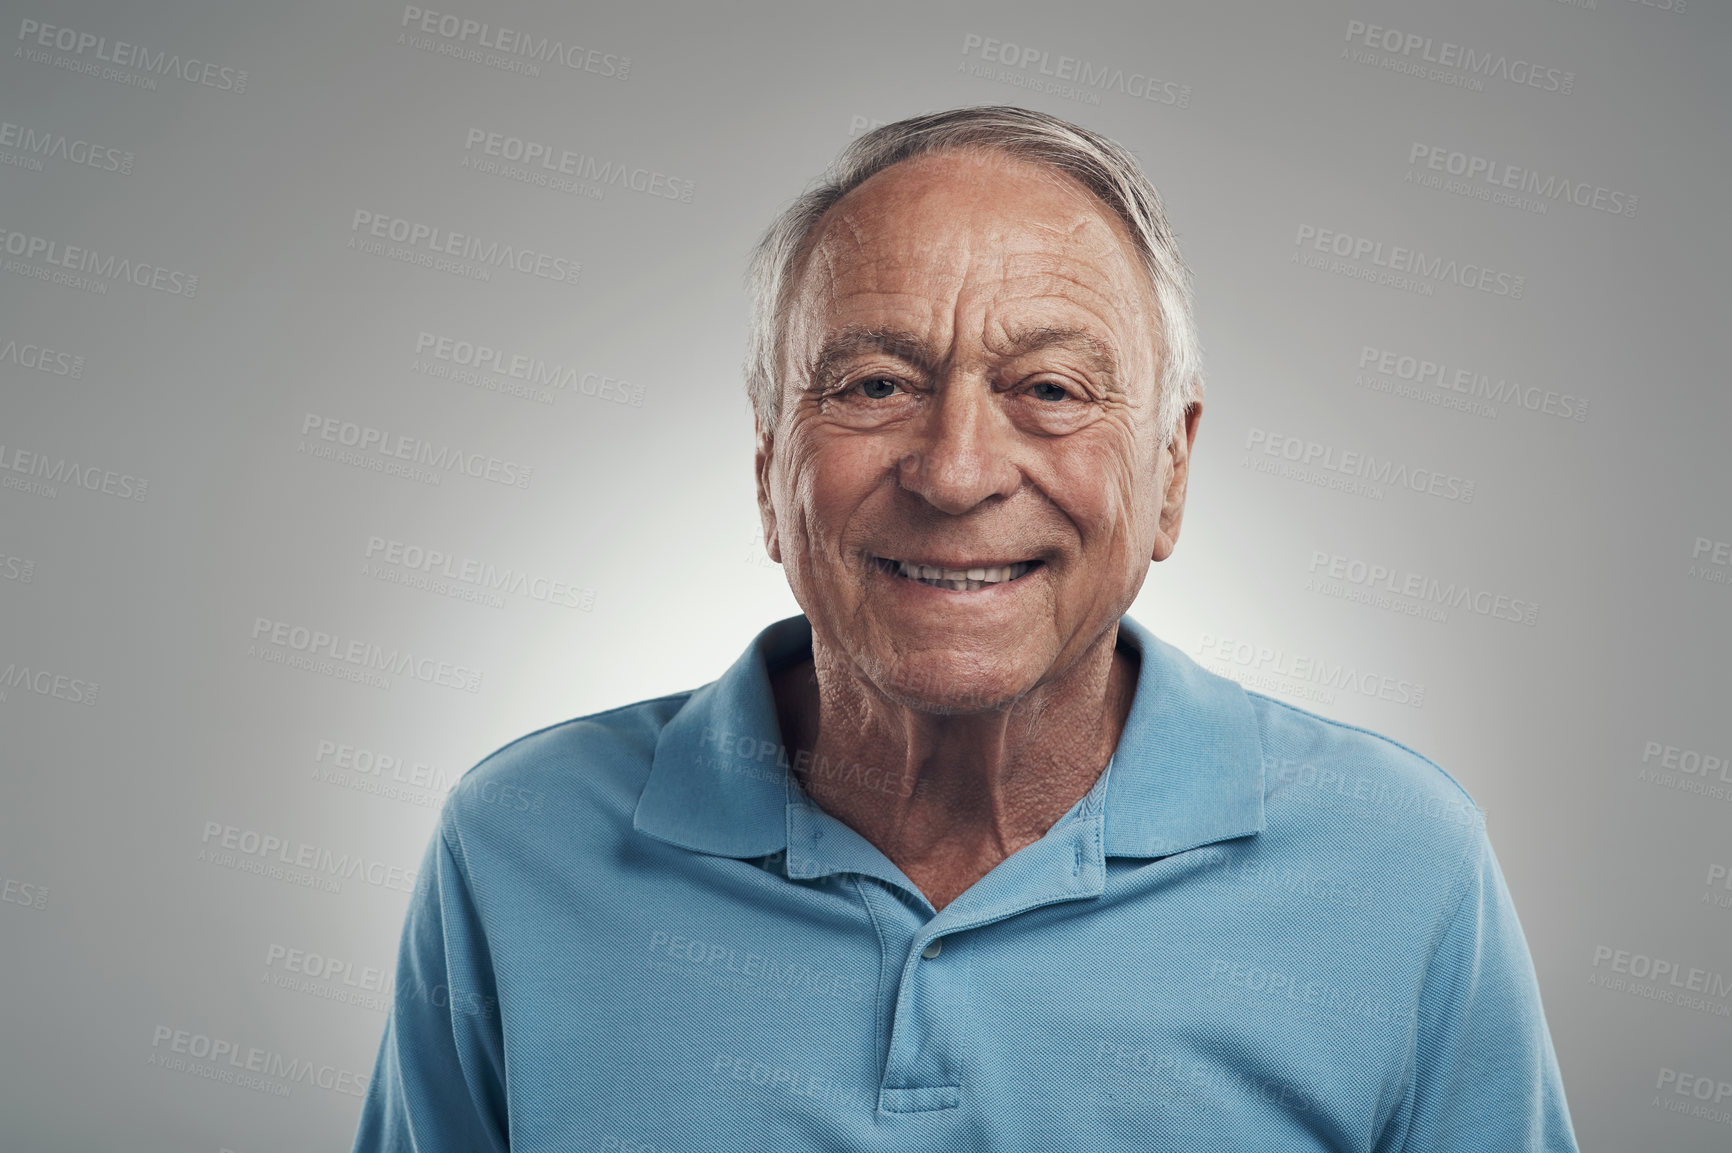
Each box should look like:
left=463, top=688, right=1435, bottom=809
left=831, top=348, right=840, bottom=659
left=753, top=417, right=782, bottom=565
left=1151, top=400, right=1202, bottom=563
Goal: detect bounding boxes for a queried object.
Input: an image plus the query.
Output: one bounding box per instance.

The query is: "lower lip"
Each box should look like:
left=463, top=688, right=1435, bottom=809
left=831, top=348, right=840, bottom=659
left=870, top=557, right=1043, bottom=597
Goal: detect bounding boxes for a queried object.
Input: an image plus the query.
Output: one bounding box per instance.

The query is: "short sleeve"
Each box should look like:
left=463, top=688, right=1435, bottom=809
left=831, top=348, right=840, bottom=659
left=1376, top=828, right=1579, bottom=1153
left=352, top=819, right=509, bottom=1153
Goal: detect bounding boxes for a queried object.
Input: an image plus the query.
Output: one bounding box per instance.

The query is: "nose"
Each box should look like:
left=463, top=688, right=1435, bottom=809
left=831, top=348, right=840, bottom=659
left=895, top=377, right=1022, bottom=515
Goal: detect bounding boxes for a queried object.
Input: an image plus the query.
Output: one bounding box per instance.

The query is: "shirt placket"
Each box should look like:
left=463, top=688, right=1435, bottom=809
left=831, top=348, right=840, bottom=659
left=786, top=788, right=1109, bottom=1117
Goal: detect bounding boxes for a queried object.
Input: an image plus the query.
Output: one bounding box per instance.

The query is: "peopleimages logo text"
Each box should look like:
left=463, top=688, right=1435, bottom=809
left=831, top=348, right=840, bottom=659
left=0, top=442, right=148, bottom=501
left=1195, top=633, right=1426, bottom=708
left=0, top=226, right=197, bottom=296
left=0, top=336, right=84, bottom=378
left=413, top=331, right=642, bottom=405
left=1407, top=144, right=1635, bottom=218
left=250, top=616, right=483, bottom=693
left=299, top=413, right=532, bottom=489
left=959, top=33, right=1190, bottom=107
left=0, top=120, right=133, bottom=174
left=1308, top=551, right=1540, bottom=626
left=1357, top=346, right=1588, bottom=421
left=349, top=210, right=579, bottom=286
left=364, top=535, right=595, bottom=610
left=1244, top=428, right=1475, bottom=503
left=1294, top=225, right=1523, bottom=298
left=1343, top=19, right=1574, bottom=94
left=463, top=130, right=692, bottom=201
left=399, top=6, right=628, bottom=77
left=0, top=660, right=99, bottom=705
left=149, top=1026, right=367, bottom=1096
left=16, top=18, right=248, bottom=91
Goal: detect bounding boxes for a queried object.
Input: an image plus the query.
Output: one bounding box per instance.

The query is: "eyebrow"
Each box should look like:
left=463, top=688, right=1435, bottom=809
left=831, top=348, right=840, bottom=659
left=997, top=326, right=1122, bottom=393
left=806, top=327, right=940, bottom=395
left=805, top=325, right=1124, bottom=394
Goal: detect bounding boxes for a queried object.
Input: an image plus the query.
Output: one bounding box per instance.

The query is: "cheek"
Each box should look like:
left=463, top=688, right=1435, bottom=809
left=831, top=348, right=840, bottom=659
left=1051, top=438, right=1154, bottom=534
left=774, top=434, right=827, bottom=516
left=777, top=433, right=883, bottom=554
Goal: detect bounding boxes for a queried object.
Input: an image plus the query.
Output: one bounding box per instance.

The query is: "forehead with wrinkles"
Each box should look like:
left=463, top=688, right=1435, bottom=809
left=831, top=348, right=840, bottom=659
left=785, top=150, right=1160, bottom=378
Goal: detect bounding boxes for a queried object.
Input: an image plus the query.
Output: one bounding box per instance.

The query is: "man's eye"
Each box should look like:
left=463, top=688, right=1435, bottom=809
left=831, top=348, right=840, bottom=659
left=856, top=376, right=900, bottom=399
left=1029, top=381, right=1071, bottom=402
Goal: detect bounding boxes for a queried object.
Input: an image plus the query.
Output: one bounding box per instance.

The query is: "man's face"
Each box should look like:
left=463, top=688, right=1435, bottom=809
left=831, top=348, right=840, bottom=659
left=757, top=149, right=1197, bottom=712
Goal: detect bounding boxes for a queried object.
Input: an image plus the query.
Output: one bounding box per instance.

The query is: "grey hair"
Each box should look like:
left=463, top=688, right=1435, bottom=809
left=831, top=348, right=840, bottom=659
left=744, top=105, right=1202, bottom=442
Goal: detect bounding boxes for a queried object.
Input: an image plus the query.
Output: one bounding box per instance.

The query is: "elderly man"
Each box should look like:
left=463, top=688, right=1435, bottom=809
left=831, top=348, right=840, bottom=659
left=355, top=107, right=1577, bottom=1152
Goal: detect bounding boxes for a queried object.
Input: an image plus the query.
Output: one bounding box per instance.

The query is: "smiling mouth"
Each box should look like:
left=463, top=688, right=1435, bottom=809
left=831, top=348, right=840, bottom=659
left=870, top=555, right=1043, bottom=592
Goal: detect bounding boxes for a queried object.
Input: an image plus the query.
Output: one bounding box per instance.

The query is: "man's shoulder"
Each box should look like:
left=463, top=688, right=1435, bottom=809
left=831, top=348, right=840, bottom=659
left=1244, top=688, right=1486, bottom=848
left=435, top=689, right=695, bottom=846
left=1135, top=625, right=1482, bottom=832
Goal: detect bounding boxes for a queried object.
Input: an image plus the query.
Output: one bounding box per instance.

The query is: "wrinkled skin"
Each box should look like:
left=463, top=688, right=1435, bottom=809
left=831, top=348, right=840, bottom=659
left=756, top=149, right=1201, bottom=910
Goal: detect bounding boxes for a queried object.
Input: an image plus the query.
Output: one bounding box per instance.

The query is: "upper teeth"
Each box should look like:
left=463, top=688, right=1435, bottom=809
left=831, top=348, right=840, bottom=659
left=892, top=559, right=1032, bottom=584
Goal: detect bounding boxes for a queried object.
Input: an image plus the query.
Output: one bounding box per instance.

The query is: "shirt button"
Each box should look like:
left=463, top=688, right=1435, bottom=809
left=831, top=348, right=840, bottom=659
left=921, top=939, right=943, bottom=959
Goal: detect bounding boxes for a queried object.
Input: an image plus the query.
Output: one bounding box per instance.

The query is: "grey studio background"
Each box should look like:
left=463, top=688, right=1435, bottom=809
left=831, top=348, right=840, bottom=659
left=1, top=0, right=1728, bottom=1149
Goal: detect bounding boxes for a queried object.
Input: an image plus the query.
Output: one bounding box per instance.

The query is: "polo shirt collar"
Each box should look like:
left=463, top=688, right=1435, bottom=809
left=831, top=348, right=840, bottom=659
left=633, top=616, right=809, bottom=858
left=633, top=614, right=1264, bottom=861
left=1104, top=615, right=1266, bottom=856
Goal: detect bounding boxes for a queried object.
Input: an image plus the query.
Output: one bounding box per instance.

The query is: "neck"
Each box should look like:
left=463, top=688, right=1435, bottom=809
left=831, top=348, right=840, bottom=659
left=772, top=624, right=1138, bottom=910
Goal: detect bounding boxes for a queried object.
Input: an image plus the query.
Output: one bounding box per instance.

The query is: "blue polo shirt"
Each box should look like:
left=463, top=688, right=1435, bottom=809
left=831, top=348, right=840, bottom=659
left=354, top=614, right=1578, bottom=1152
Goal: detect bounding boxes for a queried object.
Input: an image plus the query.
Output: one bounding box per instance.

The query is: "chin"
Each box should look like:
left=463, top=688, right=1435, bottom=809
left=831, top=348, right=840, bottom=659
left=857, top=643, right=1031, bottom=716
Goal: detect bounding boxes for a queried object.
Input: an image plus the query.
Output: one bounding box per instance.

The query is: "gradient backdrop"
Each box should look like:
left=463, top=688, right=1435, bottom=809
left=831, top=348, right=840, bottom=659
left=2, top=0, right=1729, bottom=1149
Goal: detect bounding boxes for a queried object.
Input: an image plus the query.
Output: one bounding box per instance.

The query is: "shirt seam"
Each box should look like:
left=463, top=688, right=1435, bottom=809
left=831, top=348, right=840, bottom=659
left=1246, top=691, right=1484, bottom=815
left=851, top=875, right=894, bottom=1093
left=1384, top=824, right=1485, bottom=1153
left=431, top=816, right=511, bottom=1149
left=447, top=692, right=697, bottom=805
left=478, top=691, right=695, bottom=765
